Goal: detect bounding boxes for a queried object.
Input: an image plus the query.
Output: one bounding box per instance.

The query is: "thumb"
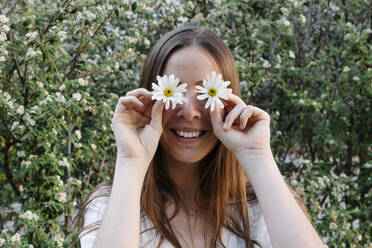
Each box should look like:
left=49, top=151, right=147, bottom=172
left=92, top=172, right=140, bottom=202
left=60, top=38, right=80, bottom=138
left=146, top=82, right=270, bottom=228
left=210, top=106, right=224, bottom=138
left=149, top=100, right=165, bottom=134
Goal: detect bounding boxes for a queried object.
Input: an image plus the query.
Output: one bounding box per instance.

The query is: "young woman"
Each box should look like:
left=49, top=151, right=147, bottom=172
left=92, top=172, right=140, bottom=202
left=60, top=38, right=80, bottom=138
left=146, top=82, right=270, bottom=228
left=77, top=26, right=326, bottom=248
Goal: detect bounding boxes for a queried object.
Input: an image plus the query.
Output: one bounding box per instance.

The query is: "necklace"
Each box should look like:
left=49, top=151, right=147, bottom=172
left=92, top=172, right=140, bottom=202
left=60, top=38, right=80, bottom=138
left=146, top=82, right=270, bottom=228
left=187, top=208, right=198, bottom=217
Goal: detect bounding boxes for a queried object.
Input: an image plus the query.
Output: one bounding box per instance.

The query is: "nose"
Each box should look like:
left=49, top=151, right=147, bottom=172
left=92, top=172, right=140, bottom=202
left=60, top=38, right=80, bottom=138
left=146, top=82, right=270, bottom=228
left=176, top=90, right=202, bottom=121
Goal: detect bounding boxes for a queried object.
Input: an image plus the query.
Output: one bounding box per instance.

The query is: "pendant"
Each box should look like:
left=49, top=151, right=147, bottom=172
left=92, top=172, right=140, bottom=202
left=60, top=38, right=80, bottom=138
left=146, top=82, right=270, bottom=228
left=187, top=209, right=198, bottom=216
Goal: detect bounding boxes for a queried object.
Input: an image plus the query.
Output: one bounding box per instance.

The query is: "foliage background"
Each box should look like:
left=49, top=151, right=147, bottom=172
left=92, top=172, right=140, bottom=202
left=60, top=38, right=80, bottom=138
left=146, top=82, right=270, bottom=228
left=0, top=0, right=371, bottom=247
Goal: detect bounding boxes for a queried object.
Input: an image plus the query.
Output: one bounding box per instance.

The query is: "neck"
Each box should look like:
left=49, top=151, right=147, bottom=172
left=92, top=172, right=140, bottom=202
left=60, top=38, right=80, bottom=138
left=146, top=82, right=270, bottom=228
left=162, top=154, right=200, bottom=207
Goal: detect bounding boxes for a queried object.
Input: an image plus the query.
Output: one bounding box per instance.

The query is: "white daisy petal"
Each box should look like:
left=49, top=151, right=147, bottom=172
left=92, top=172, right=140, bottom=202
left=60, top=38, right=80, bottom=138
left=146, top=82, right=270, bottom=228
left=152, top=74, right=187, bottom=110
left=195, top=71, right=231, bottom=111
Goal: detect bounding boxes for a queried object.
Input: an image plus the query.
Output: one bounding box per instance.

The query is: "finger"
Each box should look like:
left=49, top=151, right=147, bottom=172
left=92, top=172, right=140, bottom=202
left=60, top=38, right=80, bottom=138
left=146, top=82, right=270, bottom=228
left=127, top=88, right=153, bottom=107
left=126, top=88, right=152, bottom=97
left=115, top=96, right=144, bottom=113
left=210, top=106, right=224, bottom=138
left=239, top=106, right=254, bottom=129
left=245, top=105, right=271, bottom=123
left=223, top=93, right=246, bottom=108
left=223, top=104, right=245, bottom=131
left=149, top=100, right=165, bottom=133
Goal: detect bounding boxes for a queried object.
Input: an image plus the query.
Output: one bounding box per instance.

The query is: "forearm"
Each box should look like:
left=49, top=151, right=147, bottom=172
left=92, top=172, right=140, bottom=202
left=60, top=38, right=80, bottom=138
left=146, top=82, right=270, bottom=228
left=237, top=150, right=324, bottom=248
left=93, top=158, right=148, bottom=248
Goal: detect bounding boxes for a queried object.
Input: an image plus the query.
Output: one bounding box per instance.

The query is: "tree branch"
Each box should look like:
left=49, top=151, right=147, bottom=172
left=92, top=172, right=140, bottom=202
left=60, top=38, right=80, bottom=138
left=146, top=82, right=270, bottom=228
left=238, top=3, right=255, bottom=64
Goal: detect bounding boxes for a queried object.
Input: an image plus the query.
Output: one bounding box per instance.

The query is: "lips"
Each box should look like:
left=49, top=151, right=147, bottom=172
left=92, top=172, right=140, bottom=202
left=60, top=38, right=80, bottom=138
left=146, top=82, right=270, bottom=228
left=171, top=128, right=207, bottom=139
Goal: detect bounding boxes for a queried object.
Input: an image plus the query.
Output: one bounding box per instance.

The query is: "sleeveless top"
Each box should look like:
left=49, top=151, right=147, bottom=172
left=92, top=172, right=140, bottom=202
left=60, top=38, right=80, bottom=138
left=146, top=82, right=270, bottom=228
left=80, top=196, right=273, bottom=248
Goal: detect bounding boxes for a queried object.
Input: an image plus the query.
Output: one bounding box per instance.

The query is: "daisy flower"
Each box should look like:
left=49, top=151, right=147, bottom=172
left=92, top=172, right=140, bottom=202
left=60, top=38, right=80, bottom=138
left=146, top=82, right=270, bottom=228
left=152, top=74, right=187, bottom=110
left=195, top=71, right=232, bottom=111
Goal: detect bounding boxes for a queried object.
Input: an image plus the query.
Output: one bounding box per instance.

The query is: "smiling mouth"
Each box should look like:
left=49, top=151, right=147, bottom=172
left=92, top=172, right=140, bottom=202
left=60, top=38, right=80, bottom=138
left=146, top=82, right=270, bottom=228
left=171, top=129, right=207, bottom=139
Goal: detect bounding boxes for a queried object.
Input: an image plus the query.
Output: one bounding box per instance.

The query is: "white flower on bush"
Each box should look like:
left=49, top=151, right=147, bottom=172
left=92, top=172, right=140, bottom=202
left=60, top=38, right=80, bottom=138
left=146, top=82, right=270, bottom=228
left=57, top=31, right=67, bottom=42
left=26, top=31, right=38, bottom=41
left=23, top=113, right=36, bottom=126
left=262, top=60, right=271, bottom=68
left=59, top=84, right=66, bottom=91
left=91, top=143, right=97, bottom=150
left=0, top=32, right=7, bottom=42
left=0, top=238, right=5, bottom=246
left=78, top=78, right=88, bottom=86
left=58, top=157, right=70, bottom=168
left=0, top=56, right=5, bottom=62
left=10, top=233, right=21, bottom=243
left=2, top=24, right=10, bottom=32
left=26, top=48, right=41, bottom=58
left=0, top=15, right=9, bottom=24
left=299, top=99, right=304, bottom=104
left=281, top=18, right=290, bottom=26
left=21, top=160, right=31, bottom=168
left=20, top=210, right=39, bottom=221
left=16, top=105, right=24, bottom=115
left=54, top=233, right=64, bottom=247
left=353, top=76, right=360, bottom=81
left=289, top=50, right=296, bottom=59
left=37, top=81, right=44, bottom=88
left=17, top=151, right=26, bottom=158
left=343, top=66, right=350, bottom=72
left=58, top=192, right=67, bottom=203
left=299, top=14, right=306, bottom=24
left=72, top=92, right=82, bottom=101
left=75, top=130, right=81, bottom=139
left=144, top=38, right=150, bottom=46
left=75, top=142, right=82, bottom=148
left=55, top=92, right=66, bottom=103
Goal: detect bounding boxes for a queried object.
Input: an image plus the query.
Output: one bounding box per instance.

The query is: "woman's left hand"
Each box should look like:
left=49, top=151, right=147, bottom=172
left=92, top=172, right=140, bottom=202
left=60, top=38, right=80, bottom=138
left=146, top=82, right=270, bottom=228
left=210, top=93, right=271, bottom=157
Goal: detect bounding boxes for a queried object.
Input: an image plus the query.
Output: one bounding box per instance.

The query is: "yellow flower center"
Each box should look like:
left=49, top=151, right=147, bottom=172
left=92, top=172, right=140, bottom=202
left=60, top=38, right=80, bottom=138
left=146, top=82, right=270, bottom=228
left=164, top=88, right=173, bottom=97
left=208, top=88, right=217, bottom=97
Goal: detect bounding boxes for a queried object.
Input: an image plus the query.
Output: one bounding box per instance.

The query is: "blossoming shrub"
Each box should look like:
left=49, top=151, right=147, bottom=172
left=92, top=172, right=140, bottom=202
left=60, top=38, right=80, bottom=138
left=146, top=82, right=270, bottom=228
left=0, top=0, right=371, bottom=247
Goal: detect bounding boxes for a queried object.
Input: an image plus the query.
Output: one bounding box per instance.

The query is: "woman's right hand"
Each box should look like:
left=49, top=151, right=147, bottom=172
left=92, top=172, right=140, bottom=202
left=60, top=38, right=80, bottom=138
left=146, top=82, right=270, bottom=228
left=111, top=88, right=164, bottom=165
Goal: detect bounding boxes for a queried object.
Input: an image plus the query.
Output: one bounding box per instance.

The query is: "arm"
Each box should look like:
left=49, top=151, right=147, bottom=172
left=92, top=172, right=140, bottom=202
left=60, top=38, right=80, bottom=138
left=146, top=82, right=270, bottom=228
left=93, top=158, right=147, bottom=248
left=210, top=93, right=324, bottom=248
left=237, top=149, right=324, bottom=248
left=91, top=88, right=164, bottom=248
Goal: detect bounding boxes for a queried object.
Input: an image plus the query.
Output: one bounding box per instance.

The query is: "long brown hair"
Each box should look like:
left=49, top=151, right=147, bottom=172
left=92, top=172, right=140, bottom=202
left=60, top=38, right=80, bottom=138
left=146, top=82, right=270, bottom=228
left=74, top=26, right=310, bottom=248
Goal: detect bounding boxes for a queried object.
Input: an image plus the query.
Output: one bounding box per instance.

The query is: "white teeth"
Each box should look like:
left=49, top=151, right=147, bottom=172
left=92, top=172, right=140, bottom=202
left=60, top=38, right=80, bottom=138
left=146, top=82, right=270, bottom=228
left=175, top=130, right=202, bottom=138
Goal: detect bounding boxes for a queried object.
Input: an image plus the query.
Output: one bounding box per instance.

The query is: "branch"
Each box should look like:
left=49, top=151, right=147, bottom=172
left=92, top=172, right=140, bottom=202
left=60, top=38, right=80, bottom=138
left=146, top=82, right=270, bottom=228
left=1, top=144, right=20, bottom=197
left=42, top=0, right=73, bottom=35
left=0, top=113, right=20, bottom=142
left=4, top=0, right=19, bottom=15
left=238, top=3, right=255, bottom=64
left=63, top=11, right=113, bottom=80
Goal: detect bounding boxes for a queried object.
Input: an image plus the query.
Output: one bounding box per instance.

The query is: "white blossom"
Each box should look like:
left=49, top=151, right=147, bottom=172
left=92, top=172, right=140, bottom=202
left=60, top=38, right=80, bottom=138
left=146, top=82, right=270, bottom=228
left=289, top=50, right=296, bottom=59
left=23, top=113, right=35, bottom=126
left=57, top=31, right=67, bottom=42
left=144, top=38, right=150, bottom=46
left=16, top=105, right=24, bottom=115
left=58, top=192, right=67, bottom=203
left=152, top=74, right=187, bottom=110
left=0, top=32, right=6, bottom=42
left=75, top=130, right=81, bottom=139
left=0, top=56, right=5, bottom=62
left=10, top=233, right=21, bottom=243
left=20, top=210, right=39, bottom=221
left=91, top=143, right=97, bottom=150
left=78, top=78, right=88, bottom=86
left=54, top=233, right=65, bottom=247
left=0, top=238, right=5, bottom=246
left=21, top=160, right=31, bottom=168
left=26, top=31, right=38, bottom=40
left=37, top=81, right=44, bottom=88
left=75, top=143, right=82, bottom=148
left=58, top=157, right=70, bottom=168
left=72, top=92, right=82, bottom=101
left=343, top=66, right=350, bottom=73
left=17, top=151, right=26, bottom=158
left=299, top=14, right=306, bottom=24
left=59, top=84, right=66, bottom=91
left=11, top=121, right=19, bottom=130
left=26, top=48, right=41, bottom=58
left=55, top=92, right=66, bottom=103
left=0, top=15, right=9, bottom=24
left=262, top=60, right=271, bottom=68
left=353, top=76, right=360, bottom=81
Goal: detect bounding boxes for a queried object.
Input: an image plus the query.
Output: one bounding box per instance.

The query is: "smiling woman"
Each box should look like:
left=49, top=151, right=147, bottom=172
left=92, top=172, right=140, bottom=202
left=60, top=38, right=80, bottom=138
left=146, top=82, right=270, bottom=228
left=75, top=26, right=326, bottom=248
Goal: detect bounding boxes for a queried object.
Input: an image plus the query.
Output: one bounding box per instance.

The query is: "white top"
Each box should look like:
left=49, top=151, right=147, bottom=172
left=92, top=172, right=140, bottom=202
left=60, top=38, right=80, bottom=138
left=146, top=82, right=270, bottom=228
left=80, top=196, right=272, bottom=248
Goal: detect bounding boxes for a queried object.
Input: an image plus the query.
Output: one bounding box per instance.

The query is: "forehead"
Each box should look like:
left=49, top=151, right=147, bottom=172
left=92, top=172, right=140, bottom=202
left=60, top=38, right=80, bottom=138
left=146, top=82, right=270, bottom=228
left=163, top=46, right=220, bottom=84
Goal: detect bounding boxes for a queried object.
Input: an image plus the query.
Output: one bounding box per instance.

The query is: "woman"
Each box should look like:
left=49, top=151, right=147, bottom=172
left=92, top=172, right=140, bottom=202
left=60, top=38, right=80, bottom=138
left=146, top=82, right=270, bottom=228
left=77, top=26, right=326, bottom=248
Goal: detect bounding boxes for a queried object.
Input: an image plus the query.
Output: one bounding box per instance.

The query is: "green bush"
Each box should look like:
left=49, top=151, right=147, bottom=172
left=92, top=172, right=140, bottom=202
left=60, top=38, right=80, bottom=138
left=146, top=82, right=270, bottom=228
left=0, top=0, right=371, bottom=247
